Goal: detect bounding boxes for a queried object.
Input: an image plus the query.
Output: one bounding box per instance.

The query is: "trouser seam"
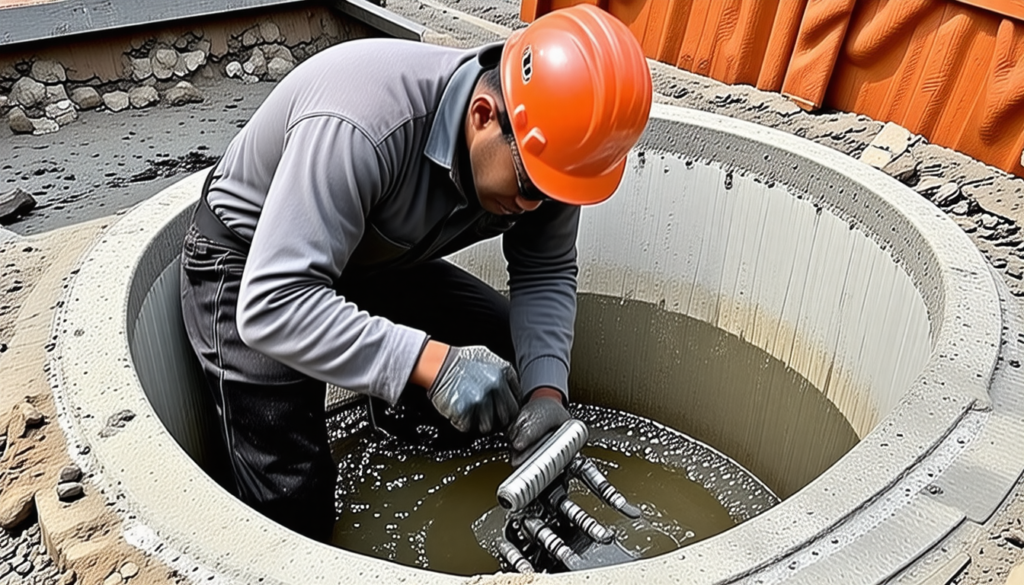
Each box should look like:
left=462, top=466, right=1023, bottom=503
left=212, top=254, right=242, bottom=494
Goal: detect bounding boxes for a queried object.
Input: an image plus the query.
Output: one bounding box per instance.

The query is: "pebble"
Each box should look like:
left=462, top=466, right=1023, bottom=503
left=130, top=58, right=153, bottom=82
left=119, top=561, right=139, bottom=578
left=164, top=81, right=205, bottom=106
left=9, top=77, right=46, bottom=109
left=260, top=21, right=281, bottom=43
left=45, top=100, right=77, bottom=126
left=266, top=57, right=294, bottom=81
left=127, top=86, right=159, bottom=109
left=952, top=201, right=971, bottom=216
left=102, top=91, right=130, bottom=113
left=30, top=60, right=66, bottom=83
left=103, top=572, right=125, bottom=585
left=12, top=559, right=32, bottom=576
left=243, top=48, right=267, bottom=77
left=869, top=121, right=913, bottom=158
left=225, top=61, right=243, bottom=78
left=7, top=106, right=34, bottom=134
left=59, top=464, right=82, bottom=483
left=69, top=87, right=102, bottom=110
left=56, top=482, right=84, bottom=502
left=44, top=84, right=68, bottom=105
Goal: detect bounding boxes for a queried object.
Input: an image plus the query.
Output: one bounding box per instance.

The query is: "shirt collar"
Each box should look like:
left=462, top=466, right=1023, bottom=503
left=424, top=41, right=504, bottom=169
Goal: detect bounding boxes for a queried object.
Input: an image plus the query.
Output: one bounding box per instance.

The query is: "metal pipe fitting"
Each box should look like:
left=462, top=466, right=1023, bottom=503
left=523, top=517, right=579, bottom=567
left=559, top=497, right=614, bottom=544
left=497, top=419, right=589, bottom=511
left=569, top=457, right=642, bottom=519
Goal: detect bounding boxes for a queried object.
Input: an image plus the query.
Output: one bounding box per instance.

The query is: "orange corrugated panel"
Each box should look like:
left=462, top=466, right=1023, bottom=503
left=522, top=0, right=1024, bottom=176
left=780, top=0, right=857, bottom=109
left=827, top=0, right=1024, bottom=176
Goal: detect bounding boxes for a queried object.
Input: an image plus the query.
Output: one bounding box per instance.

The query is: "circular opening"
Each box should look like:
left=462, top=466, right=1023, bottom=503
left=58, top=104, right=1005, bottom=584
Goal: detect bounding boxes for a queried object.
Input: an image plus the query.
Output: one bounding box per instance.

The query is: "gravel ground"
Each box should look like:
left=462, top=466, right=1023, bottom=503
left=2, top=1, right=1023, bottom=583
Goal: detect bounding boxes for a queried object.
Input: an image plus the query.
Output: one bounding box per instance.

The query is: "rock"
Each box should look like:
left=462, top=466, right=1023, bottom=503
left=859, top=145, right=892, bottom=169
left=0, top=487, right=35, bottom=529
left=261, top=44, right=295, bottom=63
left=32, top=117, right=59, bottom=135
left=0, top=187, right=35, bottom=221
left=241, top=73, right=260, bottom=84
left=31, top=60, right=66, bottom=83
left=103, top=571, right=125, bottom=585
left=0, top=95, right=7, bottom=110
left=45, top=100, right=77, bottom=126
left=881, top=155, right=918, bottom=186
left=11, top=559, right=31, bottom=576
left=174, top=35, right=189, bottom=50
left=933, top=182, right=961, bottom=206
left=182, top=50, right=206, bottom=72
left=102, top=91, right=130, bottom=112
left=259, top=21, right=281, bottom=43
left=128, top=86, right=159, bottom=109
left=7, top=106, right=34, bottom=134
left=119, top=561, right=139, bottom=579
left=242, top=28, right=260, bottom=47
left=981, top=214, right=1000, bottom=229
left=69, top=86, right=102, bottom=110
left=44, top=83, right=68, bottom=105
left=0, top=64, right=17, bottom=80
left=99, top=409, right=136, bottom=438
left=59, top=464, right=82, bottom=483
left=164, top=81, right=204, bottom=106
left=152, top=49, right=178, bottom=80
left=869, top=121, right=912, bottom=158
left=130, top=58, right=152, bottom=81
left=243, top=48, right=267, bottom=77
left=914, top=177, right=944, bottom=196
left=59, top=570, right=77, bottom=585
left=266, top=57, right=294, bottom=81
left=9, top=76, right=46, bottom=108
left=56, top=482, right=84, bottom=502
left=8, top=401, right=44, bottom=436
left=196, top=39, right=212, bottom=55
left=225, top=61, right=243, bottom=78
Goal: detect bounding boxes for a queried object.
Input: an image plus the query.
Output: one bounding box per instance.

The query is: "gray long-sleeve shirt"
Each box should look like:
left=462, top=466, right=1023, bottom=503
left=205, top=38, right=580, bottom=405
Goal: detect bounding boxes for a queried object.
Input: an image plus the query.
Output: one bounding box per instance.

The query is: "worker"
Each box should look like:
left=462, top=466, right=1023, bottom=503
left=179, top=4, right=652, bottom=542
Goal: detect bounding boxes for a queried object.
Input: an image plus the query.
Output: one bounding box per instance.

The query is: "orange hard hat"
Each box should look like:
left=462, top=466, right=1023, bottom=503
left=500, top=4, right=652, bottom=206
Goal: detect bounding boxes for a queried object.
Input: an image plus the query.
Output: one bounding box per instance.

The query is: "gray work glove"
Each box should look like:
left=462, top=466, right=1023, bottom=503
left=428, top=346, right=521, bottom=434
left=507, top=395, right=571, bottom=467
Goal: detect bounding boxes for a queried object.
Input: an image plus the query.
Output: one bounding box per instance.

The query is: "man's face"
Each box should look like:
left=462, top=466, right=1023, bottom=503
left=469, top=126, right=544, bottom=216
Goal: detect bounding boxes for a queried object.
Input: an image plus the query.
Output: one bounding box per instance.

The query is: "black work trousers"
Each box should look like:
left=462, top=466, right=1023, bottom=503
left=179, top=217, right=514, bottom=542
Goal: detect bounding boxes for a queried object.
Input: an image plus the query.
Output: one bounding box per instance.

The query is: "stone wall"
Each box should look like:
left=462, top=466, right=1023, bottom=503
left=0, top=5, right=377, bottom=136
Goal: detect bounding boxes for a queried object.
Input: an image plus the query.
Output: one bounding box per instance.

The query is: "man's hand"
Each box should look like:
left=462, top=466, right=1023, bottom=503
left=507, top=389, right=571, bottom=467
left=425, top=345, right=521, bottom=434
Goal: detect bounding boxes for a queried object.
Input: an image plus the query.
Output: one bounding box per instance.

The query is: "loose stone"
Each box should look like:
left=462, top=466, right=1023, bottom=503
left=981, top=214, right=999, bottom=229
left=259, top=21, right=281, bottom=43
left=182, top=50, right=206, bottom=72
left=8, top=106, right=34, bottom=134
left=131, top=58, right=153, bottom=81
left=44, top=84, right=68, bottom=105
left=152, top=48, right=179, bottom=80
left=858, top=145, right=892, bottom=169
left=261, top=43, right=295, bottom=63
left=933, top=182, right=961, bottom=206
left=128, top=86, right=159, bottom=109
left=14, top=401, right=45, bottom=435
left=30, top=60, right=66, bottom=83
left=225, top=61, right=243, bottom=78
left=12, top=559, right=31, bottom=576
left=266, top=57, right=294, bottom=81
left=59, top=464, right=82, bottom=483
left=69, top=87, right=102, bottom=110
left=103, top=571, right=125, bottom=585
left=0, top=95, right=7, bottom=110
left=102, top=91, right=130, bottom=112
left=869, top=121, right=912, bottom=158
left=9, top=76, right=46, bottom=108
left=56, top=481, right=84, bottom=502
left=242, top=28, right=260, bottom=47
left=951, top=201, right=970, bottom=216
left=164, top=81, right=204, bottom=106
left=119, top=561, right=139, bottom=578
left=45, top=100, right=77, bottom=126
left=0, top=487, right=34, bottom=528
left=881, top=155, right=918, bottom=186
left=243, top=48, right=267, bottom=77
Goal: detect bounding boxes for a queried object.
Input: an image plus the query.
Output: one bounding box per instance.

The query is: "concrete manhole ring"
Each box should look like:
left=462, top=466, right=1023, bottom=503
left=48, top=103, right=1024, bottom=584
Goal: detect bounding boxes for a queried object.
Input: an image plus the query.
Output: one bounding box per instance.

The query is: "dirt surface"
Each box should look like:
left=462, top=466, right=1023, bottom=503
left=1, top=1, right=1023, bottom=583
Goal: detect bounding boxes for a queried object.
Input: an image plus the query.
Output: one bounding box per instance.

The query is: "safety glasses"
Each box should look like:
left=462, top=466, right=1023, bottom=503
left=506, top=134, right=550, bottom=202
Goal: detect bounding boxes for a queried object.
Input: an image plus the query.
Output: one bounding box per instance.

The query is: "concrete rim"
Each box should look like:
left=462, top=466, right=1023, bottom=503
left=47, top=102, right=1014, bottom=584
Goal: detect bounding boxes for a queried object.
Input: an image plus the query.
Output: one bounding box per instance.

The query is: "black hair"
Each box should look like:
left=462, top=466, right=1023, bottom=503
left=477, top=66, right=513, bottom=137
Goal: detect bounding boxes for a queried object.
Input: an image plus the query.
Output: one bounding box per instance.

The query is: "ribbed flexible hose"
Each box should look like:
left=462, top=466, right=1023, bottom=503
left=496, top=419, right=589, bottom=511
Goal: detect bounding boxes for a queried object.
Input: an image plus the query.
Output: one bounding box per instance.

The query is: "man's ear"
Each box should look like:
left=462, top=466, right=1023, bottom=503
left=467, top=93, right=500, bottom=132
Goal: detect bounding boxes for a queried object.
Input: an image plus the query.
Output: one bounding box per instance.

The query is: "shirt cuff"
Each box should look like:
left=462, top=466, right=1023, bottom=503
left=519, top=356, right=569, bottom=402
left=373, top=324, right=429, bottom=405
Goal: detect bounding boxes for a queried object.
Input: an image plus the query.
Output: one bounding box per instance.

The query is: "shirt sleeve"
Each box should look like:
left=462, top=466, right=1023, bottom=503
left=236, top=115, right=428, bottom=404
left=502, top=201, right=581, bottom=401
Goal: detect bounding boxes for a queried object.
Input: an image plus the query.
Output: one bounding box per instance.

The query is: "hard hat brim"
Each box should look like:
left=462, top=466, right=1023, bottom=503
left=524, top=155, right=627, bottom=206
